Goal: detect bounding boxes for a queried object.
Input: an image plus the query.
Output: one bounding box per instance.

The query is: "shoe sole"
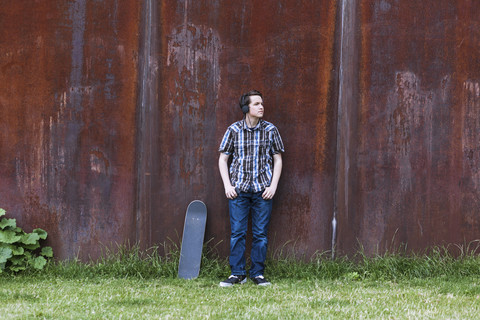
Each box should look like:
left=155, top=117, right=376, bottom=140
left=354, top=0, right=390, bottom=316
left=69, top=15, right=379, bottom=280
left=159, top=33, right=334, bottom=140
left=219, top=278, right=247, bottom=287
left=252, top=275, right=271, bottom=286
left=256, top=282, right=271, bottom=286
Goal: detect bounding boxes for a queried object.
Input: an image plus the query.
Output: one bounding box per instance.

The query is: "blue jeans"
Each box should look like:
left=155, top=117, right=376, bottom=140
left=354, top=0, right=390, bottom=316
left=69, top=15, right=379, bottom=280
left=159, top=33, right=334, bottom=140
left=228, top=190, right=273, bottom=278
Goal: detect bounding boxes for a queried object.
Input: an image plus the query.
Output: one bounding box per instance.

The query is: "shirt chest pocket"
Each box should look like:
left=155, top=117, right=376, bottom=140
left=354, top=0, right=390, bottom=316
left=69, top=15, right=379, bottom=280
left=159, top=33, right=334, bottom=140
left=258, top=140, right=270, bottom=157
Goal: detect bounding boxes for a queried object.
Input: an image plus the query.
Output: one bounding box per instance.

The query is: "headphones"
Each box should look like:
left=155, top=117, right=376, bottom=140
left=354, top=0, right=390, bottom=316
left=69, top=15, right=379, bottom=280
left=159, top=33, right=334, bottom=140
left=239, top=90, right=262, bottom=114
left=240, top=102, right=250, bottom=114
left=239, top=95, right=250, bottom=114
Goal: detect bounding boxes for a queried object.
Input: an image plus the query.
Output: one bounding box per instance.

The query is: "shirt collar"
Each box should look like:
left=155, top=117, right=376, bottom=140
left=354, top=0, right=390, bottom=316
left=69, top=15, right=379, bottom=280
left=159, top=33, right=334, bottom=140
left=243, top=118, right=263, bottom=131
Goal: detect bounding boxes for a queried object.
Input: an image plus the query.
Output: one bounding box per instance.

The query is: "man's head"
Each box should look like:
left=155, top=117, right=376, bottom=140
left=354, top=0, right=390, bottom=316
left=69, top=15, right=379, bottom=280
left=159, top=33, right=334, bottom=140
left=239, top=90, right=263, bottom=114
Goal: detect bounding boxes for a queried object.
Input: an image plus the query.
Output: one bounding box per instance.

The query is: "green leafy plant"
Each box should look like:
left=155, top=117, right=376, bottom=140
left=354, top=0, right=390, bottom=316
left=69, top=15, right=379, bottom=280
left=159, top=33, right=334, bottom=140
left=0, top=208, right=53, bottom=272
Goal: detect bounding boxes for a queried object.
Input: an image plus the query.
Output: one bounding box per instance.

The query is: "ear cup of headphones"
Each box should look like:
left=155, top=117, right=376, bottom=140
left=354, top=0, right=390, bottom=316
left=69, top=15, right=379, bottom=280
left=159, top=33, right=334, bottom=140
left=241, top=104, right=249, bottom=114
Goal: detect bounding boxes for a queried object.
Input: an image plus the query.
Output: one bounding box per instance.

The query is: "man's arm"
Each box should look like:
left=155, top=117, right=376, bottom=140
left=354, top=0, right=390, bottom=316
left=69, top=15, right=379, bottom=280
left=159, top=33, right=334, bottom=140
left=262, top=153, right=283, bottom=200
left=219, top=152, right=238, bottom=199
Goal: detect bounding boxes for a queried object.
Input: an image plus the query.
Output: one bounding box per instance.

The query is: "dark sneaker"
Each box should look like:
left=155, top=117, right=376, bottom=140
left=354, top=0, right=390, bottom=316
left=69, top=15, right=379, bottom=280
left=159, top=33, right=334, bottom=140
left=219, top=275, right=247, bottom=287
left=251, top=275, right=271, bottom=286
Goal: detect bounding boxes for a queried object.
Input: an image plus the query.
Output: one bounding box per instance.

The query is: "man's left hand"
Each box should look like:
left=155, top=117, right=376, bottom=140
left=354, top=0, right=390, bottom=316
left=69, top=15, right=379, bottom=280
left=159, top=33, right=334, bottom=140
left=262, top=186, right=277, bottom=200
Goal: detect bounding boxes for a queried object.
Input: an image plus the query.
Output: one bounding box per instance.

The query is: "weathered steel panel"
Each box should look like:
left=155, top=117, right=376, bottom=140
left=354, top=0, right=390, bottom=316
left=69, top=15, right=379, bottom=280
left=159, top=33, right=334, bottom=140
left=2, top=0, right=480, bottom=261
left=152, top=0, right=338, bottom=257
left=0, top=0, right=141, bottom=260
left=336, top=0, right=480, bottom=255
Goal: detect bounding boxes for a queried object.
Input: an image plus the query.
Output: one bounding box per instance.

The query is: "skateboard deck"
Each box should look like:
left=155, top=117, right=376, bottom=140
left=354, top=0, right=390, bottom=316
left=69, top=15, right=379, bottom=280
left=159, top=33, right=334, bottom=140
left=178, top=200, right=207, bottom=279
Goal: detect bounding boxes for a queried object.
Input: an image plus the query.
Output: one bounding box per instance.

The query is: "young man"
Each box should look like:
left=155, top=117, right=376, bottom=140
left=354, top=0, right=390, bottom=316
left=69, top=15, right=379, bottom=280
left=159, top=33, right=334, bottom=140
left=218, top=90, right=284, bottom=287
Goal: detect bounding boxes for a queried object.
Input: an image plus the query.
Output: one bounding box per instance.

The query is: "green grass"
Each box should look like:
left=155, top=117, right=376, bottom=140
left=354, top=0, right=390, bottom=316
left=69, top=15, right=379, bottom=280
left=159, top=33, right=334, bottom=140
left=1, top=242, right=480, bottom=319
left=1, top=275, right=479, bottom=319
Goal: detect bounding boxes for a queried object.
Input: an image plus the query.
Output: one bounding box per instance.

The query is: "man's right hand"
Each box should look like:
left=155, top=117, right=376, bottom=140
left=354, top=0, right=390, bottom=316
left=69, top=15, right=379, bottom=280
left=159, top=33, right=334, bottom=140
left=225, top=185, right=238, bottom=199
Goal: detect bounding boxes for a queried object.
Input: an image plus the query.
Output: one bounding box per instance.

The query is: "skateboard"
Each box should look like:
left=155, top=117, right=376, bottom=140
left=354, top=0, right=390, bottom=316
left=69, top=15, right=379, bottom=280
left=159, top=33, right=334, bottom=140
left=178, top=200, right=207, bottom=279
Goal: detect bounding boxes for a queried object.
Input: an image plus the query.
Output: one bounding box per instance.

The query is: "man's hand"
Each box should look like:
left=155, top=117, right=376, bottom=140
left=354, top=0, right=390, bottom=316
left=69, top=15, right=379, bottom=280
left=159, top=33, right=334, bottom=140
left=262, top=185, right=277, bottom=200
left=225, top=185, right=238, bottom=199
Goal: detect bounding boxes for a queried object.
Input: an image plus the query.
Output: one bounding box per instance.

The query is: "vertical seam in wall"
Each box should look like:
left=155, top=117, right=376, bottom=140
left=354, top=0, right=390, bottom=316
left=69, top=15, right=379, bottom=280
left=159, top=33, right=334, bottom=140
left=333, top=0, right=356, bottom=259
left=135, top=0, right=155, bottom=246
left=332, top=0, right=345, bottom=260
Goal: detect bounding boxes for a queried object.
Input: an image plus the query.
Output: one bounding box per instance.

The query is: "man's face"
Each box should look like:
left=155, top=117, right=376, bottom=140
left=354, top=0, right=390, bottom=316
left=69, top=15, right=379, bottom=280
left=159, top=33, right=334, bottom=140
left=248, top=95, right=264, bottom=118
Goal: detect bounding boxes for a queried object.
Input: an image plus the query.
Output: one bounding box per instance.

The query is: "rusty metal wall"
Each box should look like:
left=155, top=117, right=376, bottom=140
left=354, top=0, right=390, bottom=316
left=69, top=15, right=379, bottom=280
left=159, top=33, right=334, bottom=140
left=0, top=0, right=141, bottom=260
left=336, top=0, right=480, bottom=255
left=150, top=0, right=338, bottom=257
left=2, top=0, right=480, bottom=260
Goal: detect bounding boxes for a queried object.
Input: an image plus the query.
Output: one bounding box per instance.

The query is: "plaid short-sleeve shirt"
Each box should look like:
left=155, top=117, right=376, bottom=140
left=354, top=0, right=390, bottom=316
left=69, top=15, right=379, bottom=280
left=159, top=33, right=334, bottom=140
left=219, top=119, right=284, bottom=192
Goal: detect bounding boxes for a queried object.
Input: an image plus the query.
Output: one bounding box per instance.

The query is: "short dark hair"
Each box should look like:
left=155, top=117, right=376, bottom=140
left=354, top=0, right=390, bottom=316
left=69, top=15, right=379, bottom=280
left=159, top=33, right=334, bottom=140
left=239, top=90, right=263, bottom=110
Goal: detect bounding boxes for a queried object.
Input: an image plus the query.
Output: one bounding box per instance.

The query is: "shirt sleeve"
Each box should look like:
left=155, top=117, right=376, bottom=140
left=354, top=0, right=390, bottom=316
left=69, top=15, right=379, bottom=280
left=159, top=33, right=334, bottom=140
left=270, top=127, right=285, bottom=154
left=218, top=127, right=235, bottom=155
